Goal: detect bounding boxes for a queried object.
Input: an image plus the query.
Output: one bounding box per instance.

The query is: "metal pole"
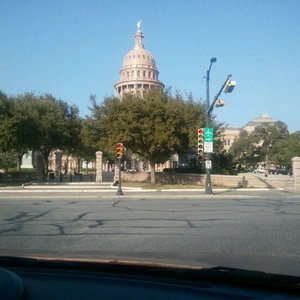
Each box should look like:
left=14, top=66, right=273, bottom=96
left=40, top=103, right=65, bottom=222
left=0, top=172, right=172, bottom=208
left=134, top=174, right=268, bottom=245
left=116, top=157, right=123, bottom=195
left=205, top=67, right=213, bottom=194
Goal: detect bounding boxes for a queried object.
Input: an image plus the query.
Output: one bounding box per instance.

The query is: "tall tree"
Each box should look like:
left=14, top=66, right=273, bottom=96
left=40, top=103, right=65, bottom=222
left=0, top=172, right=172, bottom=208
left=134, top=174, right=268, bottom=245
left=32, top=94, right=82, bottom=176
left=90, top=88, right=207, bottom=183
left=0, top=92, right=39, bottom=170
left=251, top=121, right=289, bottom=167
left=272, top=132, right=300, bottom=168
left=0, top=92, right=81, bottom=175
left=0, top=91, right=14, bottom=152
left=230, top=121, right=290, bottom=169
left=230, top=130, right=257, bottom=169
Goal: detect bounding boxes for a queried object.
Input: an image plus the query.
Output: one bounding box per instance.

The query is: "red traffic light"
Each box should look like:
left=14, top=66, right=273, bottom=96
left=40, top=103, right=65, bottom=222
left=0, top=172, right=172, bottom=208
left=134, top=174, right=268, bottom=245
left=116, top=143, right=123, bottom=158
left=197, top=128, right=204, bottom=157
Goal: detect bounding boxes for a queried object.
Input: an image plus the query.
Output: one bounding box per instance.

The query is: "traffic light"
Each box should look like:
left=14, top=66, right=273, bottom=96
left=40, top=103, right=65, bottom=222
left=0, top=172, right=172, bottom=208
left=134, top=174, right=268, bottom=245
left=223, top=80, right=236, bottom=93
left=116, top=143, right=123, bottom=159
left=197, top=128, right=204, bottom=157
left=215, top=99, right=225, bottom=107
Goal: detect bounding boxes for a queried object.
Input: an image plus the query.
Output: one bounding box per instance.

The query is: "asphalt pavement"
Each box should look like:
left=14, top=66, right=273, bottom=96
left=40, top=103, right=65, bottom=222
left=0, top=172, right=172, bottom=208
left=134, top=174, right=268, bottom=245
left=0, top=186, right=300, bottom=277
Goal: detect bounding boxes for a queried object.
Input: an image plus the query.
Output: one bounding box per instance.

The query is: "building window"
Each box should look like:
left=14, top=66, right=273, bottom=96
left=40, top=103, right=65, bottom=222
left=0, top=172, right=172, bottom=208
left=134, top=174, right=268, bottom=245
left=137, top=70, right=140, bottom=77
left=143, top=71, right=146, bottom=77
left=149, top=71, right=152, bottom=78
left=131, top=71, right=134, bottom=77
left=127, top=72, right=129, bottom=78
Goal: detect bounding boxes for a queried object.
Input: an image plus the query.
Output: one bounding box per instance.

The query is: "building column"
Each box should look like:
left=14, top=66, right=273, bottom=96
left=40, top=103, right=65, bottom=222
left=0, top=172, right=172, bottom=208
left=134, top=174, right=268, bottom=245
left=55, top=150, right=63, bottom=182
left=292, top=157, right=300, bottom=190
left=139, top=160, right=144, bottom=172
left=95, top=151, right=103, bottom=183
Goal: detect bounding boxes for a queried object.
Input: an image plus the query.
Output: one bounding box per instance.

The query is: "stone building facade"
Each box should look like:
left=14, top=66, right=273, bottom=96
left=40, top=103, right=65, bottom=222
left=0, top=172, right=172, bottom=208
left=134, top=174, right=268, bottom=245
left=222, top=114, right=278, bottom=151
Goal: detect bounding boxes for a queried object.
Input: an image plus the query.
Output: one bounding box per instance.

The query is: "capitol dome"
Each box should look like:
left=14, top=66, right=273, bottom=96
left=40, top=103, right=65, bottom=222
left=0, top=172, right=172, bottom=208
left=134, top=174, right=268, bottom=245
left=122, top=48, right=156, bottom=69
left=114, top=22, right=164, bottom=98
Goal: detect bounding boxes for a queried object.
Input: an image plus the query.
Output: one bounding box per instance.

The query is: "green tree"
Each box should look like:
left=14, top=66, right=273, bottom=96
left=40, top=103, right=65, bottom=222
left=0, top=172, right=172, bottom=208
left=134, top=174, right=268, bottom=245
left=272, top=132, right=300, bottom=169
left=72, top=118, right=99, bottom=173
left=31, top=94, right=82, bottom=176
left=229, top=130, right=256, bottom=169
left=0, top=152, right=17, bottom=171
left=90, top=88, right=207, bottom=183
left=0, top=92, right=82, bottom=176
left=230, top=121, right=290, bottom=169
left=0, top=91, right=14, bottom=152
left=0, top=92, right=38, bottom=170
left=251, top=121, right=289, bottom=167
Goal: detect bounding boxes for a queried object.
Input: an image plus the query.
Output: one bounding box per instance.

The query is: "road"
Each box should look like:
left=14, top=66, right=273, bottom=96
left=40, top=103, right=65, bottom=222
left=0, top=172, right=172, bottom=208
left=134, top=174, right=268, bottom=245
left=1, top=189, right=300, bottom=276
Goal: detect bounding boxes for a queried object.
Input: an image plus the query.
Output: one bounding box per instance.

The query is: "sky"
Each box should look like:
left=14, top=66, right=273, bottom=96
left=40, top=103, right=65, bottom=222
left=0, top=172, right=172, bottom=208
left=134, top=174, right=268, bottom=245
left=1, top=0, right=300, bottom=131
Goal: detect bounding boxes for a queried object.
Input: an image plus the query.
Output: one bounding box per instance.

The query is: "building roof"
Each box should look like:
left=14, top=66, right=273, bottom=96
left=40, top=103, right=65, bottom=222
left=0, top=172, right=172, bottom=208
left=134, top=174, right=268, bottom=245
left=114, top=22, right=164, bottom=97
left=122, top=27, right=157, bottom=69
left=242, top=113, right=277, bottom=132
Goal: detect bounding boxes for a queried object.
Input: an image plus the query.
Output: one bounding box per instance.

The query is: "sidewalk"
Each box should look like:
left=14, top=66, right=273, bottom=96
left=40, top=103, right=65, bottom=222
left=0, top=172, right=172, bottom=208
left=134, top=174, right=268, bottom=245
left=0, top=181, right=288, bottom=194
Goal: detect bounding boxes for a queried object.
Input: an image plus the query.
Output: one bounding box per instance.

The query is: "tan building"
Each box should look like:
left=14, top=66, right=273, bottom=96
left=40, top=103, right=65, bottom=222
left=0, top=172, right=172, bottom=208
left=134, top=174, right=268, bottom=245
left=222, top=114, right=277, bottom=151
left=242, top=113, right=277, bottom=133
left=114, top=21, right=164, bottom=98
left=222, top=125, right=241, bottom=151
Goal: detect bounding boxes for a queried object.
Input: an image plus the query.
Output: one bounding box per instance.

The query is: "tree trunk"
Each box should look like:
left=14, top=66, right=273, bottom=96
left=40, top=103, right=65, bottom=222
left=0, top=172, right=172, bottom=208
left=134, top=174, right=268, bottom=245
left=43, top=151, right=50, bottom=179
left=16, top=157, right=21, bottom=172
left=150, top=161, right=156, bottom=184
left=16, top=152, right=23, bottom=172
left=44, top=155, right=49, bottom=178
left=77, top=158, right=81, bottom=174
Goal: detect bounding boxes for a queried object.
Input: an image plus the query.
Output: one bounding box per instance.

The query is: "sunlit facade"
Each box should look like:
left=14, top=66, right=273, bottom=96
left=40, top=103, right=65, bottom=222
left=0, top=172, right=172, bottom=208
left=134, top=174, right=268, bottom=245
left=114, top=22, right=164, bottom=98
left=222, top=114, right=277, bottom=151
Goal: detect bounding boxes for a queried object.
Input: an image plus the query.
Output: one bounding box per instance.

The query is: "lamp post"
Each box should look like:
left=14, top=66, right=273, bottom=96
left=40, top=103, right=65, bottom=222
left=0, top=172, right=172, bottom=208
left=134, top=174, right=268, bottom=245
left=204, top=58, right=236, bottom=195
left=205, top=57, right=217, bottom=194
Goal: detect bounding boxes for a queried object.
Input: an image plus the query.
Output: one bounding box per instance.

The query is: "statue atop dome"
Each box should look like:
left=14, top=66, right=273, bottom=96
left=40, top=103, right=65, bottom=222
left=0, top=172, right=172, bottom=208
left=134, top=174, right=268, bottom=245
left=135, top=21, right=144, bottom=48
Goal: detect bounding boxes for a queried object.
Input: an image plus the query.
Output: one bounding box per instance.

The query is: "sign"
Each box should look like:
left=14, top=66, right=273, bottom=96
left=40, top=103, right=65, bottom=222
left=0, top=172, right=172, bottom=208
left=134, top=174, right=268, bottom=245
left=204, top=128, right=214, bottom=142
left=205, top=160, right=212, bottom=169
left=204, top=141, right=213, bottom=153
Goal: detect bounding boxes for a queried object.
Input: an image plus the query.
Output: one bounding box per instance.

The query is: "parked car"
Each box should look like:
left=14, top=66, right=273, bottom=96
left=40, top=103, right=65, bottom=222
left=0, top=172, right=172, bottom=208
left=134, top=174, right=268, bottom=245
left=253, top=168, right=266, bottom=174
left=275, top=168, right=289, bottom=175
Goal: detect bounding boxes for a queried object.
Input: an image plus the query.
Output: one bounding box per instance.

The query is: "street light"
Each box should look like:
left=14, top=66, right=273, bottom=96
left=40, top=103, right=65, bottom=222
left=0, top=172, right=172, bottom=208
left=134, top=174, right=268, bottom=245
left=205, top=57, right=217, bottom=194
left=204, top=58, right=236, bottom=194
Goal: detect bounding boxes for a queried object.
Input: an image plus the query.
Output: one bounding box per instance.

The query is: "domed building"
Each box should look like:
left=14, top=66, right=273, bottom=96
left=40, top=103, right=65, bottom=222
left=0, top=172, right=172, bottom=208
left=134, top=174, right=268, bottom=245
left=114, top=22, right=164, bottom=98
left=242, top=113, right=277, bottom=133
left=222, top=114, right=278, bottom=151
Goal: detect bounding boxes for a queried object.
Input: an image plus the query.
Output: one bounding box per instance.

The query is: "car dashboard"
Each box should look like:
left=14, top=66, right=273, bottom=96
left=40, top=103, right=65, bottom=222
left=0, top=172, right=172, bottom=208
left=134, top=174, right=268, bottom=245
left=1, top=256, right=300, bottom=299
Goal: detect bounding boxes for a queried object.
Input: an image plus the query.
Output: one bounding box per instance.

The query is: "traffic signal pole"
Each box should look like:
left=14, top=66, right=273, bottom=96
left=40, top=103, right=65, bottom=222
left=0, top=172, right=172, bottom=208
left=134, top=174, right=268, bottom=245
left=116, top=157, right=123, bottom=196
left=205, top=59, right=215, bottom=194
left=204, top=58, right=235, bottom=195
left=116, top=143, right=124, bottom=196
